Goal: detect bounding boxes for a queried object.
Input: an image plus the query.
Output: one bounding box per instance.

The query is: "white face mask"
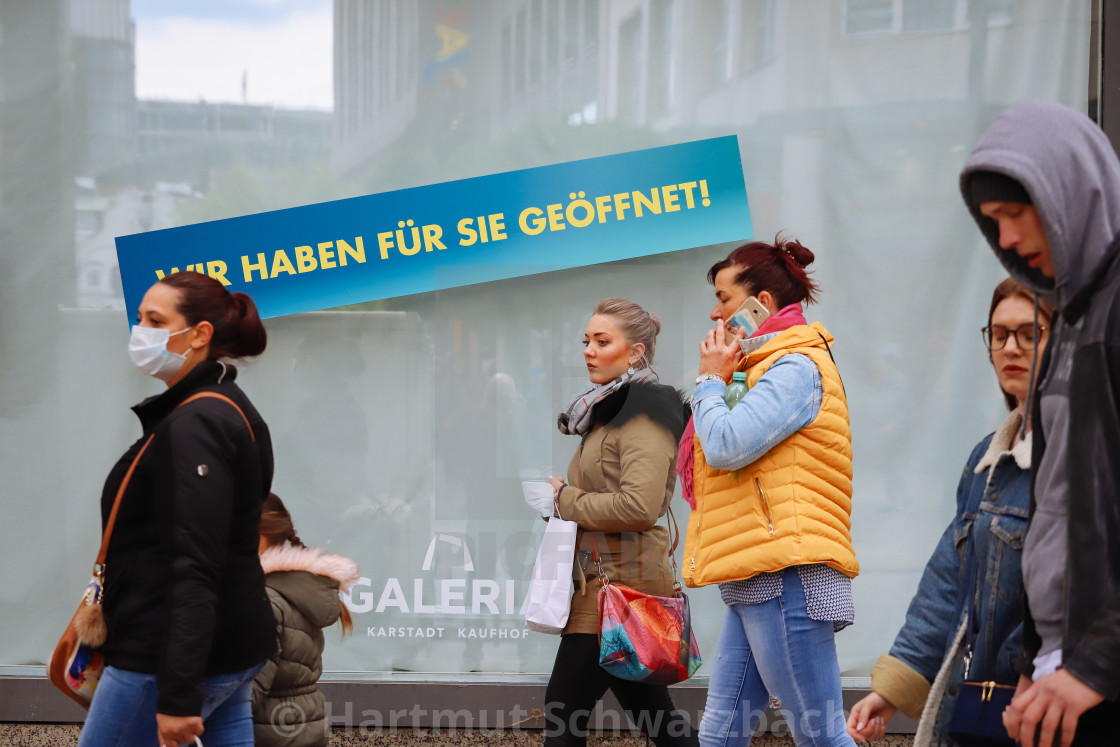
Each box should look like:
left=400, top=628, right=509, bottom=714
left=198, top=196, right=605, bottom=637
left=128, top=325, right=194, bottom=381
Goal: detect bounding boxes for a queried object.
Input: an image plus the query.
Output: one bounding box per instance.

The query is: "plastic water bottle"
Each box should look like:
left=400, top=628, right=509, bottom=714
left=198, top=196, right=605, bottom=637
left=724, top=372, right=748, bottom=409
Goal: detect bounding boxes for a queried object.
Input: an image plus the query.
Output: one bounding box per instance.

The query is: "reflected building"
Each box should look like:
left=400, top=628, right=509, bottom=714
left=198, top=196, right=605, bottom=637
left=75, top=100, right=334, bottom=309
left=133, top=100, right=332, bottom=190
left=75, top=179, right=195, bottom=309
left=71, top=0, right=136, bottom=180
left=333, top=0, right=604, bottom=179
left=0, top=0, right=75, bottom=420
left=333, top=0, right=1060, bottom=198
left=491, top=0, right=603, bottom=136
left=68, top=0, right=136, bottom=310
left=0, top=0, right=75, bottom=321
left=333, top=0, right=421, bottom=173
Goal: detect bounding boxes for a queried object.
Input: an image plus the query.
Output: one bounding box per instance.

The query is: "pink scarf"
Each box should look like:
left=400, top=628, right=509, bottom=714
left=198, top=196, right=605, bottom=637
left=676, top=303, right=808, bottom=508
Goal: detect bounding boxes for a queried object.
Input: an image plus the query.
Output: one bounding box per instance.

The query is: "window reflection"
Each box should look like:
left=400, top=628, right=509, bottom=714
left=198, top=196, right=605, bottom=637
left=0, top=0, right=1091, bottom=681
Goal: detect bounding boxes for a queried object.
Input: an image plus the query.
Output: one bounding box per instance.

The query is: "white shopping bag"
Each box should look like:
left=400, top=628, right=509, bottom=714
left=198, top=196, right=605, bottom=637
left=524, top=518, right=579, bottom=634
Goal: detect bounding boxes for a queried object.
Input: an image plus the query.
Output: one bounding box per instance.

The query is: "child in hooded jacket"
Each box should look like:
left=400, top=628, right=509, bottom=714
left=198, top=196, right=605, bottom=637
left=252, top=493, right=360, bottom=747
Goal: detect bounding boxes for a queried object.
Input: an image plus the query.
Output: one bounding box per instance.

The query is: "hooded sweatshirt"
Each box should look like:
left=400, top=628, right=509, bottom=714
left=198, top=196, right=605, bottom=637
left=961, top=100, right=1120, bottom=690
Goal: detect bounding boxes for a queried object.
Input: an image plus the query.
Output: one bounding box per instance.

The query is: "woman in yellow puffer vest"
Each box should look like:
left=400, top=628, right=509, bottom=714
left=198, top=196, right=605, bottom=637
left=680, top=236, right=858, bottom=747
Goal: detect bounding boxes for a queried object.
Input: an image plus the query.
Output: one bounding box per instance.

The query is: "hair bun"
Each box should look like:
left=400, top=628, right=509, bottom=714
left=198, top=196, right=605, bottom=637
left=780, top=238, right=815, bottom=268
left=231, top=292, right=250, bottom=318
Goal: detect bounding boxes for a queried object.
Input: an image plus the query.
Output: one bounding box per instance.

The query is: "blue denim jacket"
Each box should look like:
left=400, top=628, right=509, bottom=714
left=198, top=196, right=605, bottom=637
left=886, top=410, right=1030, bottom=727
left=692, top=350, right=821, bottom=468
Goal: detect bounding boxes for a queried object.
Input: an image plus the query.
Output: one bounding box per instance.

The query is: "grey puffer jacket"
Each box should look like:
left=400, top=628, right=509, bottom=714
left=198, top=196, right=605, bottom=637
left=252, top=545, right=361, bottom=747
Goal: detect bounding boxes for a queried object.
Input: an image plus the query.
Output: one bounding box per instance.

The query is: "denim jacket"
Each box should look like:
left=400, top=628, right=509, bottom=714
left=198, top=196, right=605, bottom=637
left=692, top=346, right=820, bottom=468
left=872, top=410, right=1031, bottom=730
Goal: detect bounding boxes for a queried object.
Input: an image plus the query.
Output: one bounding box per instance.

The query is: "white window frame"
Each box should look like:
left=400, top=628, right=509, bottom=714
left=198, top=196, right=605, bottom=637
left=842, top=0, right=985, bottom=37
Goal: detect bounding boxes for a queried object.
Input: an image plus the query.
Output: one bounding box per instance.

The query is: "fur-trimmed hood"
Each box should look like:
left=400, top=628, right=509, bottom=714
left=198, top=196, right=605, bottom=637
left=588, top=380, right=690, bottom=442
left=260, top=545, right=360, bottom=629
left=260, top=545, right=361, bottom=589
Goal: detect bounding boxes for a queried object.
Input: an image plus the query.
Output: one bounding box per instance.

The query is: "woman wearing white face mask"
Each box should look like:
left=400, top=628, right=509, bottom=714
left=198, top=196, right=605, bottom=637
left=79, top=272, right=277, bottom=747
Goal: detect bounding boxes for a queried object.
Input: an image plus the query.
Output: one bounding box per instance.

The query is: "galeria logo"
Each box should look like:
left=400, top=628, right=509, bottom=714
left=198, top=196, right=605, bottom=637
left=422, top=533, right=474, bottom=572
left=345, top=532, right=528, bottom=617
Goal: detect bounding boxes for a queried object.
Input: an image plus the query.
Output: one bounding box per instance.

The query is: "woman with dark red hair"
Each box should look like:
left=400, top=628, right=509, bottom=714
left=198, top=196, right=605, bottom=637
left=79, top=272, right=277, bottom=747
left=681, top=236, right=858, bottom=747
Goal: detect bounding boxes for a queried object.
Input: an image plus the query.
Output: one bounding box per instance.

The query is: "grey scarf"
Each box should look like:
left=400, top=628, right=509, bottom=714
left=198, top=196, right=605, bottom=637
left=556, top=368, right=658, bottom=435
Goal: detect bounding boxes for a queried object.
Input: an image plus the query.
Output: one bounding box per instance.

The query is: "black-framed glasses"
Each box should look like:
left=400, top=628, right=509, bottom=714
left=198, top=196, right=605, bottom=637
left=981, top=323, right=1047, bottom=351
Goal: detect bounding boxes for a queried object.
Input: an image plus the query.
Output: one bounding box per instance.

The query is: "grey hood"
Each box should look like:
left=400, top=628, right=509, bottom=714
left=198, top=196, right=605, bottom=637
left=960, top=99, right=1120, bottom=309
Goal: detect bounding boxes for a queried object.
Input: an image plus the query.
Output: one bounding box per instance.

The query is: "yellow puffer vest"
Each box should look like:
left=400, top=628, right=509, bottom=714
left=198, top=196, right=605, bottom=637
left=683, top=322, right=858, bottom=588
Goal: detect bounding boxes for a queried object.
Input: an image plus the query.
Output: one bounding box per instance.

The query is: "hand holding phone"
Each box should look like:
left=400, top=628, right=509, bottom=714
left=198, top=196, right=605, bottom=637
left=724, top=296, right=771, bottom=344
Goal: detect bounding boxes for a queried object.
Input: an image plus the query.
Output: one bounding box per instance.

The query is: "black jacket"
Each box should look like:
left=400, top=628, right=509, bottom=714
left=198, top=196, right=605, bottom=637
left=1026, top=242, right=1120, bottom=698
left=100, top=361, right=278, bottom=715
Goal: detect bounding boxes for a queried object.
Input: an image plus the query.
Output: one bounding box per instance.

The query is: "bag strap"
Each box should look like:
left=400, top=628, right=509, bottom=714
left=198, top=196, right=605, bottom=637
left=94, top=391, right=254, bottom=571
left=960, top=522, right=982, bottom=679
left=666, top=504, right=680, bottom=555
left=587, top=534, right=607, bottom=587
left=817, top=332, right=847, bottom=399
left=586, top=503, right=682, bottom=587
left=666, top=504, right=681, bottom=583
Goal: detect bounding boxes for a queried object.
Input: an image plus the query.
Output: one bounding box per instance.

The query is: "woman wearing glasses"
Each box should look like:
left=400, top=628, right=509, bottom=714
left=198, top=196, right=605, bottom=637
left=848, top=278, right=1053, bottom=744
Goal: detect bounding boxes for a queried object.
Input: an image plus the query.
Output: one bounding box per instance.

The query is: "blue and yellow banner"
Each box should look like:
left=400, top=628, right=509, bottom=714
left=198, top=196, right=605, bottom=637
left=116, top=136, right=752, bottom=324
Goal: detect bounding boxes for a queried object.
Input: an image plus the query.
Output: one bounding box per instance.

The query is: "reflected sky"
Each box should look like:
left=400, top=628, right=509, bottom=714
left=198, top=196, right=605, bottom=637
left=132, top=0, right=332, bottom=108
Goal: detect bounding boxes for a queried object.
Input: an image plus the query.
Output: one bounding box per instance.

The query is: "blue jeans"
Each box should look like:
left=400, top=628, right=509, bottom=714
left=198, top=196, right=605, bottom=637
left=699, top=568, right=854, bottom=747
left=78, top=663, right=264, bottom=747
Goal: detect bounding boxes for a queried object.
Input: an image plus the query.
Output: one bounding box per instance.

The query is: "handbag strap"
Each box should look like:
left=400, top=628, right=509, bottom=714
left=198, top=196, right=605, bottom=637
left=960, top=521, right=983, bottom=679
left=817, top=332, right=847, bottom=399
left=586, top=504, right=682, bottom=587
left=666, top=504, right=680, bottom=555
left=95, top=391, right=255, bottom=571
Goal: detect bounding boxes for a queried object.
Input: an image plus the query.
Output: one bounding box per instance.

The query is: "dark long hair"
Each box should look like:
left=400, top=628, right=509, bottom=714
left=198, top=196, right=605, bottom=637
left=158, top=271, right=267, bottom=360
left=260, top=493, right=353, bottom=637
left=707, top=233, right=820, bottom=308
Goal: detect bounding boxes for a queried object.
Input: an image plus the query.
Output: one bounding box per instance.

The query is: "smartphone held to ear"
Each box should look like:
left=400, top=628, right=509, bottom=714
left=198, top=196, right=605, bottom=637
left=724, top=297, right=771, bottom=344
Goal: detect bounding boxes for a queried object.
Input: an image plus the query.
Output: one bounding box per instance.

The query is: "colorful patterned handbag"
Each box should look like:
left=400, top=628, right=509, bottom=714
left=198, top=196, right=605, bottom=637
left=48, top=392, right=253, bottom=709
left=592, top=508, right=701, bottom=685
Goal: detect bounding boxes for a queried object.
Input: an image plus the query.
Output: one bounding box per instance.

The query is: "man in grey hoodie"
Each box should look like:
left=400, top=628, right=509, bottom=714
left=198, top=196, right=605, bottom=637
left=960, top=100, right=1120, bottom=747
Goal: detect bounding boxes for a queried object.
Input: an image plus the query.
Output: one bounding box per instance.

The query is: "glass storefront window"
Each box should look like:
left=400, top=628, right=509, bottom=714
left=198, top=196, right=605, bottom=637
left=0, top=0, right=1092, bottom=687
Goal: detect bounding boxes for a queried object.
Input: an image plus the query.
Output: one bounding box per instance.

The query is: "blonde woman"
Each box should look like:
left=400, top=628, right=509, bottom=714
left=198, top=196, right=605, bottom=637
left=537, top=298, right=696, bottom=747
